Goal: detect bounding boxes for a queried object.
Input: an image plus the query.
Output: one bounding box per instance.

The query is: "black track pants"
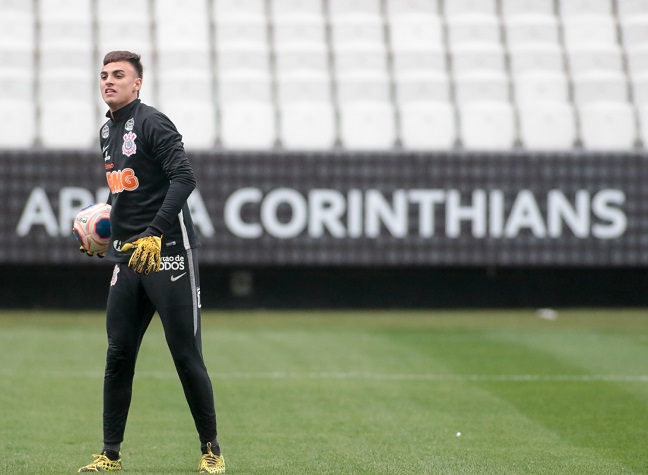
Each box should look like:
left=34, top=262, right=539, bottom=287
left=102, top=249, right=217, bottom=445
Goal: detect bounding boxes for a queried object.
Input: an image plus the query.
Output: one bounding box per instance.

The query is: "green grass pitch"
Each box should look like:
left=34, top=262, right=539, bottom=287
left=1, top=309, right=647, bottom=474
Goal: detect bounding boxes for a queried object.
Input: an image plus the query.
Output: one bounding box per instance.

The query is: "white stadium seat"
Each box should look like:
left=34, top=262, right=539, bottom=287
left=339, top=101, right=396, bottom=150
left=620, top=15, right=648, bottom=50
left=558, top=0, right=613, bottom=17
left=566, top=43, right=624, bottom=76
left=331, top=14, right=385, bottom=49
left=509, top=43, right=566, bottom=74
left=218, top=71, right=273, bottom=104
left=518, top=102, right=577, bottom=150
left=328, top=0, right=382, bottom=19
left=504, top=14, right=561, bottom=47
left=388, top=14, right=444, bottom=51
left=272, top=14, right=327, bottom=49
left=214, top=0, right=266, bottom=20
left=562, top=15, right=618, bottom=49
left=0, top=99, right=36, bottom=148
left=451, top=43, right=507, bottom=75
left=271, top=0, right=324, bottom=19
left=638, top=103, right=648, bottom=144
left=274, top=43, right=330, bottom=76
left=454, top=71, right=510, bottom=105
left=279, top=102, right=337, bottom=150
left=220, top=102, right=276, bottom=150
left=446, top=14, right=501, bottom=48
left=157, top=101, right=217, bottom=150
left=459, top=102, right=516, bottom=150
left=276, top=71, right=332, bottom=105
left=513, top=71, right=570, bottom=106
left=631, top=73, right=648, bottom=106
left=501, top=0, right=554, bottom=17
left=572, top=71, right=629, bottom=105
left=391, top=45, right=448, bottom=77
left=617, top=0, right=648, bottom=20
left=627, top=46, right=648, bottom=79
left=333, top=44, right=389, bottom=76
left=39, top=0, right=91, bottom=22
left=39, top=100, right=97, bottom=149
left=395, top=72, right=452, bottom=105
left=386, top=0, right=439, bottom=17
left=215, top=16, right=268, bottom=49
left=399, top=101, right=457, bottom=150
left=578, top=102, right=638, bottom=150
left=444, top=0, right=497, bottom=18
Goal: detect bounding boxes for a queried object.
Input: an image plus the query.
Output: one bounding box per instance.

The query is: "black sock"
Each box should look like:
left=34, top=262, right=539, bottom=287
left=201, top=440, right=221, bottom=456
left=102, top=446, right=120, bottom=461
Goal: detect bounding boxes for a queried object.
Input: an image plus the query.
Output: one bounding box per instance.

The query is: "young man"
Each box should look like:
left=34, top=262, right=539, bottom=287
left=77, top=51, right=225, bottom=474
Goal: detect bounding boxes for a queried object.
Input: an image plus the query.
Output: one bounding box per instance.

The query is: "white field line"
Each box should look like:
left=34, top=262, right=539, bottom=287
left=1, top=369, right=648, bottom=382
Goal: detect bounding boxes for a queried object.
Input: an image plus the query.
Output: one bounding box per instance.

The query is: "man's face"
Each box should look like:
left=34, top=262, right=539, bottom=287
left=100, top=61, right=141, bottom=111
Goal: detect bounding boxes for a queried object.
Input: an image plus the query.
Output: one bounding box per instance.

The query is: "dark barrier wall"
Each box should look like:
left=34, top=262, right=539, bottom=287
left=3, top=150, right=648, bottom=267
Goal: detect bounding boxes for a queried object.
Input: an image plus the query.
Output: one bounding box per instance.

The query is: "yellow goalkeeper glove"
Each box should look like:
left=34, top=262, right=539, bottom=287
left=121, top=234, right=162, bottom=275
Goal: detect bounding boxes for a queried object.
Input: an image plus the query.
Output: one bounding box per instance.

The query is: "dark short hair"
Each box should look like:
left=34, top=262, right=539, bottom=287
left=103, top=51, right=143, bottom=79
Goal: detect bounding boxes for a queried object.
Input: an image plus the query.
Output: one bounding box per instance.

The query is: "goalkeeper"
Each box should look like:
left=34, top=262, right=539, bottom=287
left=77, top=51, right=225, bottom=474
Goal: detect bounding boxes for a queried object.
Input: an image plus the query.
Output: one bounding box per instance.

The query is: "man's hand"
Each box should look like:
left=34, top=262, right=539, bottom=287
left=121, top=229, right=162, bottom=275
left=79, top=246, right=105, bottom=258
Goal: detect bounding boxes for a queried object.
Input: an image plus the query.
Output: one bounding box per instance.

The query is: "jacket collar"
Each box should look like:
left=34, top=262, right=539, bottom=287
left=106, top=99, right=140, bottom=123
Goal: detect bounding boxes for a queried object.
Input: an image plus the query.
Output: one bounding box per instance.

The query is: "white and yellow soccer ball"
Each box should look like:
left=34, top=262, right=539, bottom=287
left=73, top=203, right=112, bottom=254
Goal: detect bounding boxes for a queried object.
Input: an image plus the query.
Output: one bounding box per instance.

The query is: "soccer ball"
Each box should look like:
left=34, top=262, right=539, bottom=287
left=73, top=203, right=112, bottom=254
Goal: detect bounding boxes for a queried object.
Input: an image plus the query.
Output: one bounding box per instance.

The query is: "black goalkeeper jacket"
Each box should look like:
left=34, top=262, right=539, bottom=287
left=99, top=98, right=200, bottom=262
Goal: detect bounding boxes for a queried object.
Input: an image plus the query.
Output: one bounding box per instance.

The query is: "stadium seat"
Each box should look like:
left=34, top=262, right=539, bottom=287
left=617, top=0, right=648, bottom=20
left=39, top=45, right=94, bottom=77
left=328, top=0, right=382, bottom=19
left=215, top=16, right=268, bottom=49
left=0, top=42, right=34, bottom=76
left=158, top=71, right=213, bottom=102
left=395, top=72, right=452, bottom=105
left=385, top=0, right=439, bottom=17
left=220, top=102, right=276, bottom=150
left=98, top=19, right=152, bottom=59
left=391, top=45, right=448, bottom=77
left=501, top=0, right=555, bottom=17
left=216, top=43, right=271, bottom=76
left=562, top=15, right=617, bottom=49
left=638, top=103, right=648, bottom=144
left=572, top=71, right=629, bottom=105
left=330, top=14, right=385, bottom=50
left=157, top=47, right=211, bottom=77
left=443, top=0, right=497, bottom=18
left=459, top=102, right=516, bottom=150
left=96, top=0, right=149, bottom=22
left=627, top=46, right=648, bottom=79
left=271, top=0, right=324, bottom=18
left=631, top=72, right=648, bottom=106
left=154, top=0, right=208, bottom=22
left=279, top=102, right=336, bottom=150
left=399, top=101, right=457, bottom=150
left=518, top=102, right=577, bottom=150
left=276, top=71, right=332, bottom=105
left=214, top=0, right=265, bottom=20
left=388, top=13, right=444, bottom=51
left=336, top=71, right=391, bottom=103
left=454, top=71, right=510, bottom=105
left=508, top=43, right=566, bottom=74
left=218, top=71, right=273, bottom=104
left=451, top=43, right=507, bottom=75
left=274, top=43, right=330, bottom=76
left=155, top=16, right=210, bottom=51
left=446, top=14, right=501, bottom=48
left=578, top=102, right=638, bottom=150
left=38, top=0, right=91, bottom=22
left=39, top=100, right=97, bottom=149
left=0, top=99, right=36, bottom=148
left=566, top=43, right=624, bottom=76
left=272, top=14, right=327, bottom=49
left=333, top=44, right=389, bottom=76
left=513, top=71, right=569, bottom=106
left=157, top=101, right=217, bottom=150
left=504, top=14, right=561, bottom=47
left=0, top=11, right=34, bottom=55
left=558, top=0, right=613, bottom=17
left=619, top=15, right=648, bottom=51
left=0, top=70, right=33, bottom=102
left=339, top=101, right=396, bottom=150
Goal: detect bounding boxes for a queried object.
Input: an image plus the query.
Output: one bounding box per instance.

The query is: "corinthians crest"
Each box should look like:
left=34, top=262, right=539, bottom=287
left=122, top=131, right=137, bottom=157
